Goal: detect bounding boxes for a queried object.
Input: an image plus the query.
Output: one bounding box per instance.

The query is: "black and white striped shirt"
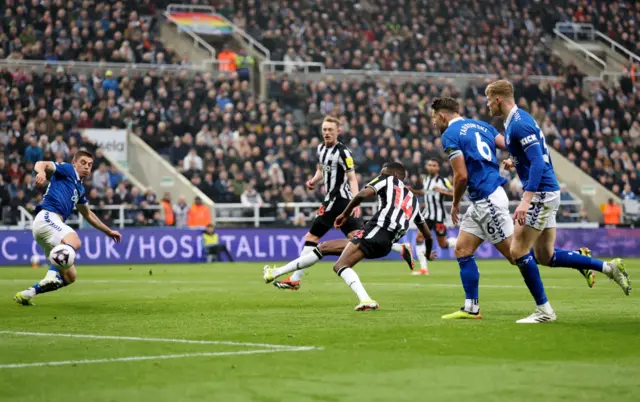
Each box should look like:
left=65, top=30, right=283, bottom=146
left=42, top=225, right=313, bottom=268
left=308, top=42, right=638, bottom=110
left=317, top=142, right=354, bottom=209
left=366, top=174, right=425, bottom=241
left=422, top=175, right=452, bottom=222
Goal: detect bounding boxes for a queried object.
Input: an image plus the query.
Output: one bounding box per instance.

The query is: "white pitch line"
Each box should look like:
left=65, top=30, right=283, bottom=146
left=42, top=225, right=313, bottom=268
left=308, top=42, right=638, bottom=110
left=0, top=279, right=591, bottom=290
left=0, top=331, right=315, bottom=350
left=0, top=347, right=317, bottom=369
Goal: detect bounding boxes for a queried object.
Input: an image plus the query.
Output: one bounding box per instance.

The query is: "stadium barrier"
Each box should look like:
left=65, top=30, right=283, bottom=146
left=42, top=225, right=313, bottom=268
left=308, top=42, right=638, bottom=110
left=1, top=226, right=638, bottom=266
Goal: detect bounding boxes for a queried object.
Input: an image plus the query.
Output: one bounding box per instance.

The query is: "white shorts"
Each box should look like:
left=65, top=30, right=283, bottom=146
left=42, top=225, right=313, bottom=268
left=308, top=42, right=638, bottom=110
left=526, top=191, right=560, bottom=230
left=460, top=187, right=514, bottom=245
left=32, top=210, right=76, bottom=258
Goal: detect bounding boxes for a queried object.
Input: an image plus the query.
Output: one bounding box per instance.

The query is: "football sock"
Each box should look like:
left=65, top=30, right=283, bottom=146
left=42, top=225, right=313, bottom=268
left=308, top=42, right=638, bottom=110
left=337, top=267, right=371, bottom=302
left=548, top=249, right=607, bottom=273
left=515, top=252, right=549, bottom=306
left=27, top=265, right=67, bottom=296
left=446, top=237, right=457, bottom=249
left=272, top=248, right=323, bottom=278
left=391, top=243, right=403, bottom=253
left=458, top=256, right=480, bottom=313
left=416, top=242, right=428, bottom=270
left=290, top=242, right=317, bottom=282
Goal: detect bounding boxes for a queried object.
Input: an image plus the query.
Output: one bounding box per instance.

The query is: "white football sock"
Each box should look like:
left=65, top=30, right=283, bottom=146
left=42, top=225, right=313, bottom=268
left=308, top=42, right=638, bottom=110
left=464, top=298, right=479, bottom=313
left=391, top=243, right=403, bottom=253
left=602, top=262, right=612, bottom=276
left=339, top=267, right=371, bottom=302
left=290, top=245, right=316, bottom=282
left=272, top=251, right=321, bottom=278
left=416, top=242, right=428, bottom=270
left=537, top=301, right=554, bottom=315
left=446, top=237, right=457, bottom=249
left=22, top=288, right=36, bottom=298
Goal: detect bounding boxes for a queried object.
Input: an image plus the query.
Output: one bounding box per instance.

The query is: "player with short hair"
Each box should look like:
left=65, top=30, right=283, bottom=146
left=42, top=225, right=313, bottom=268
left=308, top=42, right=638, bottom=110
left=485, top=80, right=631, bottom=323
left=264, top=162, right=436, bottom=310
left=433, top=97, right=518, bottom=320
left=271, top=116, right=414, bottom=290
left=408, top=159, right=457, bottom=275
left=14, top=151, right=122, bottom=306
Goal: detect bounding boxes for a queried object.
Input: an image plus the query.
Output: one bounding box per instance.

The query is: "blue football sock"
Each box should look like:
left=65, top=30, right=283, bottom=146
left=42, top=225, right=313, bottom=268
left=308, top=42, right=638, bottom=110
left=32, top=265, right=67, bottom=295
left=515, top=252, right=548, bottom=305
left=48, top=264, right=61, bottom=275
left=549, top=249, right=605, bottom=272
left=458, top=256, right=480, bottom=313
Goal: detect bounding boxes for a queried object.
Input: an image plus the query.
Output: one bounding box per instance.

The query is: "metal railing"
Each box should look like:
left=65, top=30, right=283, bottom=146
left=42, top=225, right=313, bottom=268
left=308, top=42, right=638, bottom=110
left=163, top=5, right=218, bottom=60
left=17, top=205, right=163, bottom=230
left=262, top=60, right=325, bottom=74
left=0, top=59, right=211, bottom=76
left=214, top=200, right=585, bottom=228
left=164, top=4, right=270, bottom=60
left=555, top=22, right=640, bottom=65
left=553, top=27, right=607, bottom=71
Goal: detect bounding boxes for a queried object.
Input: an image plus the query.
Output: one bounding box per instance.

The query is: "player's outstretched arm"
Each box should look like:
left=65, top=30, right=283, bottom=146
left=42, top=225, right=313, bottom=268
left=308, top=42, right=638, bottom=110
left=449, top=154, right=468, bottom=225
left=34, top=161, right=56, bottom=185
left=77, top=204, right=122, bottom=243
left=334, top=186, right=375, bottom=228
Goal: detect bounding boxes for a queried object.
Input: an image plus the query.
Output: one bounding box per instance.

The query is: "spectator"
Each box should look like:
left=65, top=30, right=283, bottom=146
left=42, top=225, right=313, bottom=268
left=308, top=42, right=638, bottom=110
left=173, top=196, right=190, bottom=228
left=603, top=198, right=622, bottom=225
left=622, top=184, right=637, bottom=201
left=187, top=196, right=211, bottom=227
left=24, top=137, right=43, bottom=164
left=183, top=148, right=203, bottom=172
left=102, top=70, right=119, bottom=96
left=202, top=224, right=234, bottom=262
left=50, top=135, right=70, bottom=159
left=240, top=183, right=264, bottom=216
left=92, top=164, right=110, bottom=194
left=160, top=192, right=175, bottom=226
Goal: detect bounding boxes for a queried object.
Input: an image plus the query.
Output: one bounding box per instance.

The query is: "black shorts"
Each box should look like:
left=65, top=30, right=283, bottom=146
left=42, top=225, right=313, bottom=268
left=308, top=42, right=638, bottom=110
left=309, top=198, right=363, bottom=238
left=426, top=219, right=447, bottom=237
left=350, top=222, right=396, bottom=259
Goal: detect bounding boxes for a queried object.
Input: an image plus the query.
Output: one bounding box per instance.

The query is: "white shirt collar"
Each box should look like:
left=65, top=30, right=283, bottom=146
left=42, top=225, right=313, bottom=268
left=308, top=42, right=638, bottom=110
left=73, top=168, right=80, bottom=181
left=448, top=116, right=464, bottom=127
left=504, top=105, right=518, bottom=129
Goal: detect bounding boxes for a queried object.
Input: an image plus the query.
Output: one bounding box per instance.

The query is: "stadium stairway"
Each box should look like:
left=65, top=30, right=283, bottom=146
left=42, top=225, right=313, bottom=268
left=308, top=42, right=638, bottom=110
left=552, top=22, right=640, bottom=77
left=548, top=148, right=621, bottom=222
left=126, top=133, right=216, bottom=221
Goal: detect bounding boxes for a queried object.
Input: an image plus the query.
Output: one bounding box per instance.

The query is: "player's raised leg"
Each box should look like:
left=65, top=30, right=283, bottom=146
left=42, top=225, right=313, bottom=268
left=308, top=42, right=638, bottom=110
left=264, top=239, right=350, bottom=283
left=534, top=228, right=630, bottom=295
left=333, top=242, right=377, bottom=311
left=510, top=224, right=556, bottom=323
left=442, top=230, right=483, bottom=319
left=15, top=230, right=81, bottom=306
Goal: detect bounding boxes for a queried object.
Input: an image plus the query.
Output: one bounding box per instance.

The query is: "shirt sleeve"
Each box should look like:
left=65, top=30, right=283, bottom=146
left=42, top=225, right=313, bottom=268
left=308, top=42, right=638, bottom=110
left=489, top=124, right=501, bottom=138
left=513, top=120, right=540, bottom=152
left=53, top=162, right=74, bottom=179
left=442, top=177, right=453, bottom=190
left=339, top=147, right=355, bottom=172
left=77, top=191, right=88, bottom=205
left=442, top=131, right=463, bottom=160
left=365, top=175, right=388, bottom=193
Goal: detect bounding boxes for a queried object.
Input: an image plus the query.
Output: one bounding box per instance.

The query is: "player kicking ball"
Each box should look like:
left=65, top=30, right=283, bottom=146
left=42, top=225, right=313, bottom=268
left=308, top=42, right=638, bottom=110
left=486, top=80, right=631, bottom=323
left=272, top=116, right=413, bottom=291
left=14, top=151, right=122, bottom=306
left=264, top=162, right=436, bottom=310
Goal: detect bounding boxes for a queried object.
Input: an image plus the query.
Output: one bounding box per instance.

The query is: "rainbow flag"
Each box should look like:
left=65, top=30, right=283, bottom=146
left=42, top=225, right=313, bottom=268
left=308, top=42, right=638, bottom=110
left=168, top=12, right=233, bottom=35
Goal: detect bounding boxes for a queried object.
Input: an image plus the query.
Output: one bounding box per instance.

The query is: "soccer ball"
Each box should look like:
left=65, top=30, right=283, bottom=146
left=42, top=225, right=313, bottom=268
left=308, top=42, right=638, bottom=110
left=30, top=255, right=41, bottom=267
left=49, top=244, right=76, bottom=270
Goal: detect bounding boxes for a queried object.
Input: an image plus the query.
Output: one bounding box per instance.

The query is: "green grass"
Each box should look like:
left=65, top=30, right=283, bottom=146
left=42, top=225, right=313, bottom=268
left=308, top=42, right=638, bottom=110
left=1, top=260, right=639, bottom=402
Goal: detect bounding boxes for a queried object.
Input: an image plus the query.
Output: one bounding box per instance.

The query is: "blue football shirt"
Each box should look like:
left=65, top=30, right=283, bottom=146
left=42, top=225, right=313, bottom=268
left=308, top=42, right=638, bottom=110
left=504, top=106, right=560, bottom=193
left=441, top=117, right=507, bottom=201
left=40, top=162, right=88, bottom=221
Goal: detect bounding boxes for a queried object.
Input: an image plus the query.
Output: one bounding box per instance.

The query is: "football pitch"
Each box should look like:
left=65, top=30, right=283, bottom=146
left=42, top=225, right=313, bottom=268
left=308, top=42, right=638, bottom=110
left=1, top=260, right=639, bottom=402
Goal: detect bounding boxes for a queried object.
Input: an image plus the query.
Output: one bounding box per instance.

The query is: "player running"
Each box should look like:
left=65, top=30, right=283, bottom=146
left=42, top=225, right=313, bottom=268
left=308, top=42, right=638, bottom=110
left=432, top=98, right=518, bottom=320
left=264, top=162, right=436, bottom=310
left=408, top=159, right=457, bottom=275
left=13, top=151, right=122, bottom=306
left=486, top=80, right=631, bottom=323
left=271, top=116, right=414, bottom=290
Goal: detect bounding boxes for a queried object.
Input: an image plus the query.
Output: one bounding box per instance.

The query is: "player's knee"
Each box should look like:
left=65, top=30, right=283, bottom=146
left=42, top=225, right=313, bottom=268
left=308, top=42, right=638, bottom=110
left=63, top=234, right=81, bottom=251
left=416, top=232, right=424, bottom=243
left=304, top=233, right=320, bottom=243
left=63, top=267, right=77, bottom=284
left=509, top=244, right=529, bottom=261
left=454, top=243, right=472, bottom=259
left=533, top=248, right=553, bottom=266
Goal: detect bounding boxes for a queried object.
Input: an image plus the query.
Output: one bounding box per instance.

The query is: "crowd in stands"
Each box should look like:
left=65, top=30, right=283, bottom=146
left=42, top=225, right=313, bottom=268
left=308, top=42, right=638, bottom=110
left=0, top=0, right=185, bottom=64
